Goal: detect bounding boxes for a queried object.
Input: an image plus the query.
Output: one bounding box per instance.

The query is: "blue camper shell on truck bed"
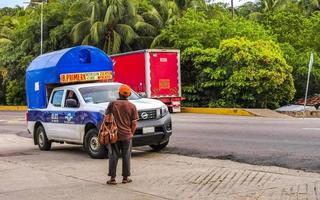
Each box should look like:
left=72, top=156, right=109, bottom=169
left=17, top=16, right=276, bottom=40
left=26, top=45, right=172, bottom=159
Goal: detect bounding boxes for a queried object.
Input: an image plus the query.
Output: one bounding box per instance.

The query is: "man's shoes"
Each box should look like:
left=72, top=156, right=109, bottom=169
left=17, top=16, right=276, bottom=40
left=122, top=177, right=132, bottom=184
left=106, top=178, right=117, bottom=185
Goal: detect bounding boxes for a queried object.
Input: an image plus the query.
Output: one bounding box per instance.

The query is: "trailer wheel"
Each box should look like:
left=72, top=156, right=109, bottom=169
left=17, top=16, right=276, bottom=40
left=84, top=129, right=107, bottom=159
left=149, top=140, right=169, bottom=151
left=36, top=125, right=51, bottom=151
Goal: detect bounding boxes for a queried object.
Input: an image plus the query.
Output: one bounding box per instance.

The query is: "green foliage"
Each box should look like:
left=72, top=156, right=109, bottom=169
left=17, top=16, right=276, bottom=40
left=220, top=38, right=295, bottom=108
left=154, top=9, right=272, bottom=50
left=259, top=11, right=311, bottom=50
left=5, top=80, right=25, bottom=105
left=181, top=38, right=295, bottom=108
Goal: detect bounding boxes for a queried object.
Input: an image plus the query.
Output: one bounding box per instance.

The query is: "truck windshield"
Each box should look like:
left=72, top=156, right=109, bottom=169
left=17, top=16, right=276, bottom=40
left=79, top=85, right=140, bottom=104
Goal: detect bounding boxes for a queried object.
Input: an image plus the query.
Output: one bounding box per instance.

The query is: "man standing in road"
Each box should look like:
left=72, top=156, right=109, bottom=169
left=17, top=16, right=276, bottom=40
left=106, top=84, right=139, bottom=185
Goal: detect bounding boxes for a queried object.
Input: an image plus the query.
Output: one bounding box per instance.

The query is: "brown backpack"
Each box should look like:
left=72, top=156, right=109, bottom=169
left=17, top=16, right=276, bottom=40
left=98, top=103, right=118, bottom=145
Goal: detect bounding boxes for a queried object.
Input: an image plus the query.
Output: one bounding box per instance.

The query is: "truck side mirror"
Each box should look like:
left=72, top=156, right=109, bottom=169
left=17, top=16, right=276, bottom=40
left=65, top=99, right=78, bottom=108
left=138, top=92, right=147, bottom=98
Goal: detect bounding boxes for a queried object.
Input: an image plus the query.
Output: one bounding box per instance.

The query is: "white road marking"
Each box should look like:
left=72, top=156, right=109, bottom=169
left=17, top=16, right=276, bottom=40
left=303, top=128, right=320, bottom=131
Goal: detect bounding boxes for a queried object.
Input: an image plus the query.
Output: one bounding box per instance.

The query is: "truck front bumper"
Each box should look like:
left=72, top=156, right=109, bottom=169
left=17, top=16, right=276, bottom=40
left=132, top=113, right=172, bottom=147
left=132, top=131, right=172, bottom=147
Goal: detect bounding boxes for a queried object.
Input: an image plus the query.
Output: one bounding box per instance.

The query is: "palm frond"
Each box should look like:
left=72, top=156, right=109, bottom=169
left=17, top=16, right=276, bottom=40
left=150, top=34, right=166, bottom=48
left=90, top=2, right=101, bottom=25
left=115, top=24, right=137, bottom=45
left=90, top=22, right=106, bottom=44
left=119, top=14, right=141, bottom=27
left=134, top=21, right=158, bottom=37
left=150, top=0, right=169, bottom=21
left=125, top=0, right=136, bottom=17
left=109, top=0, right=126, bottom=18
left=104, top=5, right=118, bottom=25
left=112, top=30, right=122, bottom=54
left=132, top=36, right=154, bottom=50
left=71, top=20, right=91, bottom=44
left=102, top=0, right=109, bottom=8
left=82, top=35, right=91, bottom=45
left=104, top=30, right=122, bottom=54
left=20, top=38, right=32, bottom=51
left=141, top=9, right=163, bottom=28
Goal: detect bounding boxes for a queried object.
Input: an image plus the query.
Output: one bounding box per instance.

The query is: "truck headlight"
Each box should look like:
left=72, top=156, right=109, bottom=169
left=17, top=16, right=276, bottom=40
left=161, top=105, right=169, bottom=117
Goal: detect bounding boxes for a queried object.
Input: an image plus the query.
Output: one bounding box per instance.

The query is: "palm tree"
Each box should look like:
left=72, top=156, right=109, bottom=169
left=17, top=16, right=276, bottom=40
left=71, top=0, right=139, bottom=54
left=132, top=0, right=179, bottom=49
left=137, top=0, right=206, bottom=48
left=258, top=0, right=289, bottom=12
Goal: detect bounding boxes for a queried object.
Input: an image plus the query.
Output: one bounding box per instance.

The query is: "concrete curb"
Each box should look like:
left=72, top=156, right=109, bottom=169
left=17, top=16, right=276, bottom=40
left=0, top=106, right=253, bottom=116
left=0, top=106, right=27, bottom=111
left=181, top=107, right=253, bottom=116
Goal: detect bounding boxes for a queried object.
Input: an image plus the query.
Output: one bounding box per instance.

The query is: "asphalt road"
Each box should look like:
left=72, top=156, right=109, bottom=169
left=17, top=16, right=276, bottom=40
left=1, top=111, right=320, bottom=172
left=168, top=113, right=320, bottom=172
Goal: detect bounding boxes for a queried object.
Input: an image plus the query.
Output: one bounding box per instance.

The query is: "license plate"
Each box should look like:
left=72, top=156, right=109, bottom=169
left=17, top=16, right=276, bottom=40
left=143, top=127, right=155, bottom=134
left=172, top=106, right=181, bottom=113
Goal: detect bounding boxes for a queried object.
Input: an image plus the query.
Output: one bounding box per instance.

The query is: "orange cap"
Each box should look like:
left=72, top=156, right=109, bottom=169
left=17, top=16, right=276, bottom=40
left=119, top=84, right=131, bottom=97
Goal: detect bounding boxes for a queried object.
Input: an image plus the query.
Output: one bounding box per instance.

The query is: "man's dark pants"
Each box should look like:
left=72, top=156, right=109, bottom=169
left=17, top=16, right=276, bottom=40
left=107, top=139, right=132, bottom=178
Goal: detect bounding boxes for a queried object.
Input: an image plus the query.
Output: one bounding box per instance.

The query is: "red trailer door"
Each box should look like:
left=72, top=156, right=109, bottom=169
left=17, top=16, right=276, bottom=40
left=149, top=52, right=179, bottom=97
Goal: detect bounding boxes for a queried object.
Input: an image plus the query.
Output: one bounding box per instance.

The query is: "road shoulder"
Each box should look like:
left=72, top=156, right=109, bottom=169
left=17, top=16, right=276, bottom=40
left=1, top=134, right=320, bottom=200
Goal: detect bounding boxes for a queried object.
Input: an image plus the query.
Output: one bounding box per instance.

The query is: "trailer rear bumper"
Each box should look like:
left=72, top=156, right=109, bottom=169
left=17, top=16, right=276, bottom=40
left=153, top=97, right=185, bottom=113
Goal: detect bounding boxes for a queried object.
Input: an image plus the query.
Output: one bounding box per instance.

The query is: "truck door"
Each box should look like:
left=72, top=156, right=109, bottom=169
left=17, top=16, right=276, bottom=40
left=61, top=90, right=82, bottom=141
left=46, top=90, right=67, bottom=139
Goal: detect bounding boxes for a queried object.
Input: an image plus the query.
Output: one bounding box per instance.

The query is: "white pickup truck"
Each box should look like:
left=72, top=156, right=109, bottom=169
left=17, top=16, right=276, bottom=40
left=25, top=46, right=172, bottom=158
left=27, top=82, right=172, bottom=158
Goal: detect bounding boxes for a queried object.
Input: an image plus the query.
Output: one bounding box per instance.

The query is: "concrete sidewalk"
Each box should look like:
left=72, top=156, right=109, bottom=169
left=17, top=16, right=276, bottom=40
left=1, top=134, right=320, bottom=200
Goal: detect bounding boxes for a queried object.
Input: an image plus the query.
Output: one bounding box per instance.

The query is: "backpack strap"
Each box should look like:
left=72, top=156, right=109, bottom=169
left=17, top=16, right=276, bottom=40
left=105, top=101, right=115, bottom=123
left=105, top=101, right=114, bottom=115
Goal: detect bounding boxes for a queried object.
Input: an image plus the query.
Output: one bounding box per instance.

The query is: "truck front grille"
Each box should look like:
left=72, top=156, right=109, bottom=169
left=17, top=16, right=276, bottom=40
left=138, top=110, right=157, bottom=121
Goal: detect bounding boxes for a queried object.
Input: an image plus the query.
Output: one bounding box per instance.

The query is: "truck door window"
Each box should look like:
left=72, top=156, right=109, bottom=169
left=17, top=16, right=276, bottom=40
left=65, top=90, right=79, bottom=108
left=51, top=90, right=64, bottom=107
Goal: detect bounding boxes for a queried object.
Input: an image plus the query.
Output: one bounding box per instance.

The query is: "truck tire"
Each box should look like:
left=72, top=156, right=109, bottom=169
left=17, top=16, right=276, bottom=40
left=84, top=129, right=107, bottom=159
left=149, top=140, right=169, bottom=151
left=36, top=125, right=52, bottom=151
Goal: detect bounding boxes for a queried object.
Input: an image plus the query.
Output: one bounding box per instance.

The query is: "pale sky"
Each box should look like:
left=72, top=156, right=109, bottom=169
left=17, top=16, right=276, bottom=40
left=0, top=0, right=254, bottom=8
left=0, top=0, right=26, bottom=8
left=214, top=0, right=254, bottom=7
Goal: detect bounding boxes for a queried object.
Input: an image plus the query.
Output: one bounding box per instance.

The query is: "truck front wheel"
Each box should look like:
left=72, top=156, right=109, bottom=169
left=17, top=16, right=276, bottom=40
left=84, top=129, right=107, bottom=159
left=36, top=125, right=52, bottom=151
left=149, top=140, right=169, bottom=151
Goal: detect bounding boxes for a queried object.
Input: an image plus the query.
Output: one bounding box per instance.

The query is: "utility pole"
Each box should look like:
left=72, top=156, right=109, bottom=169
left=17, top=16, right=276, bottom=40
left=24, top=0, right=46, bottom=55
left=231, top=0, right=234, bottom=19
left=40, top=1, right=43, bottom=55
